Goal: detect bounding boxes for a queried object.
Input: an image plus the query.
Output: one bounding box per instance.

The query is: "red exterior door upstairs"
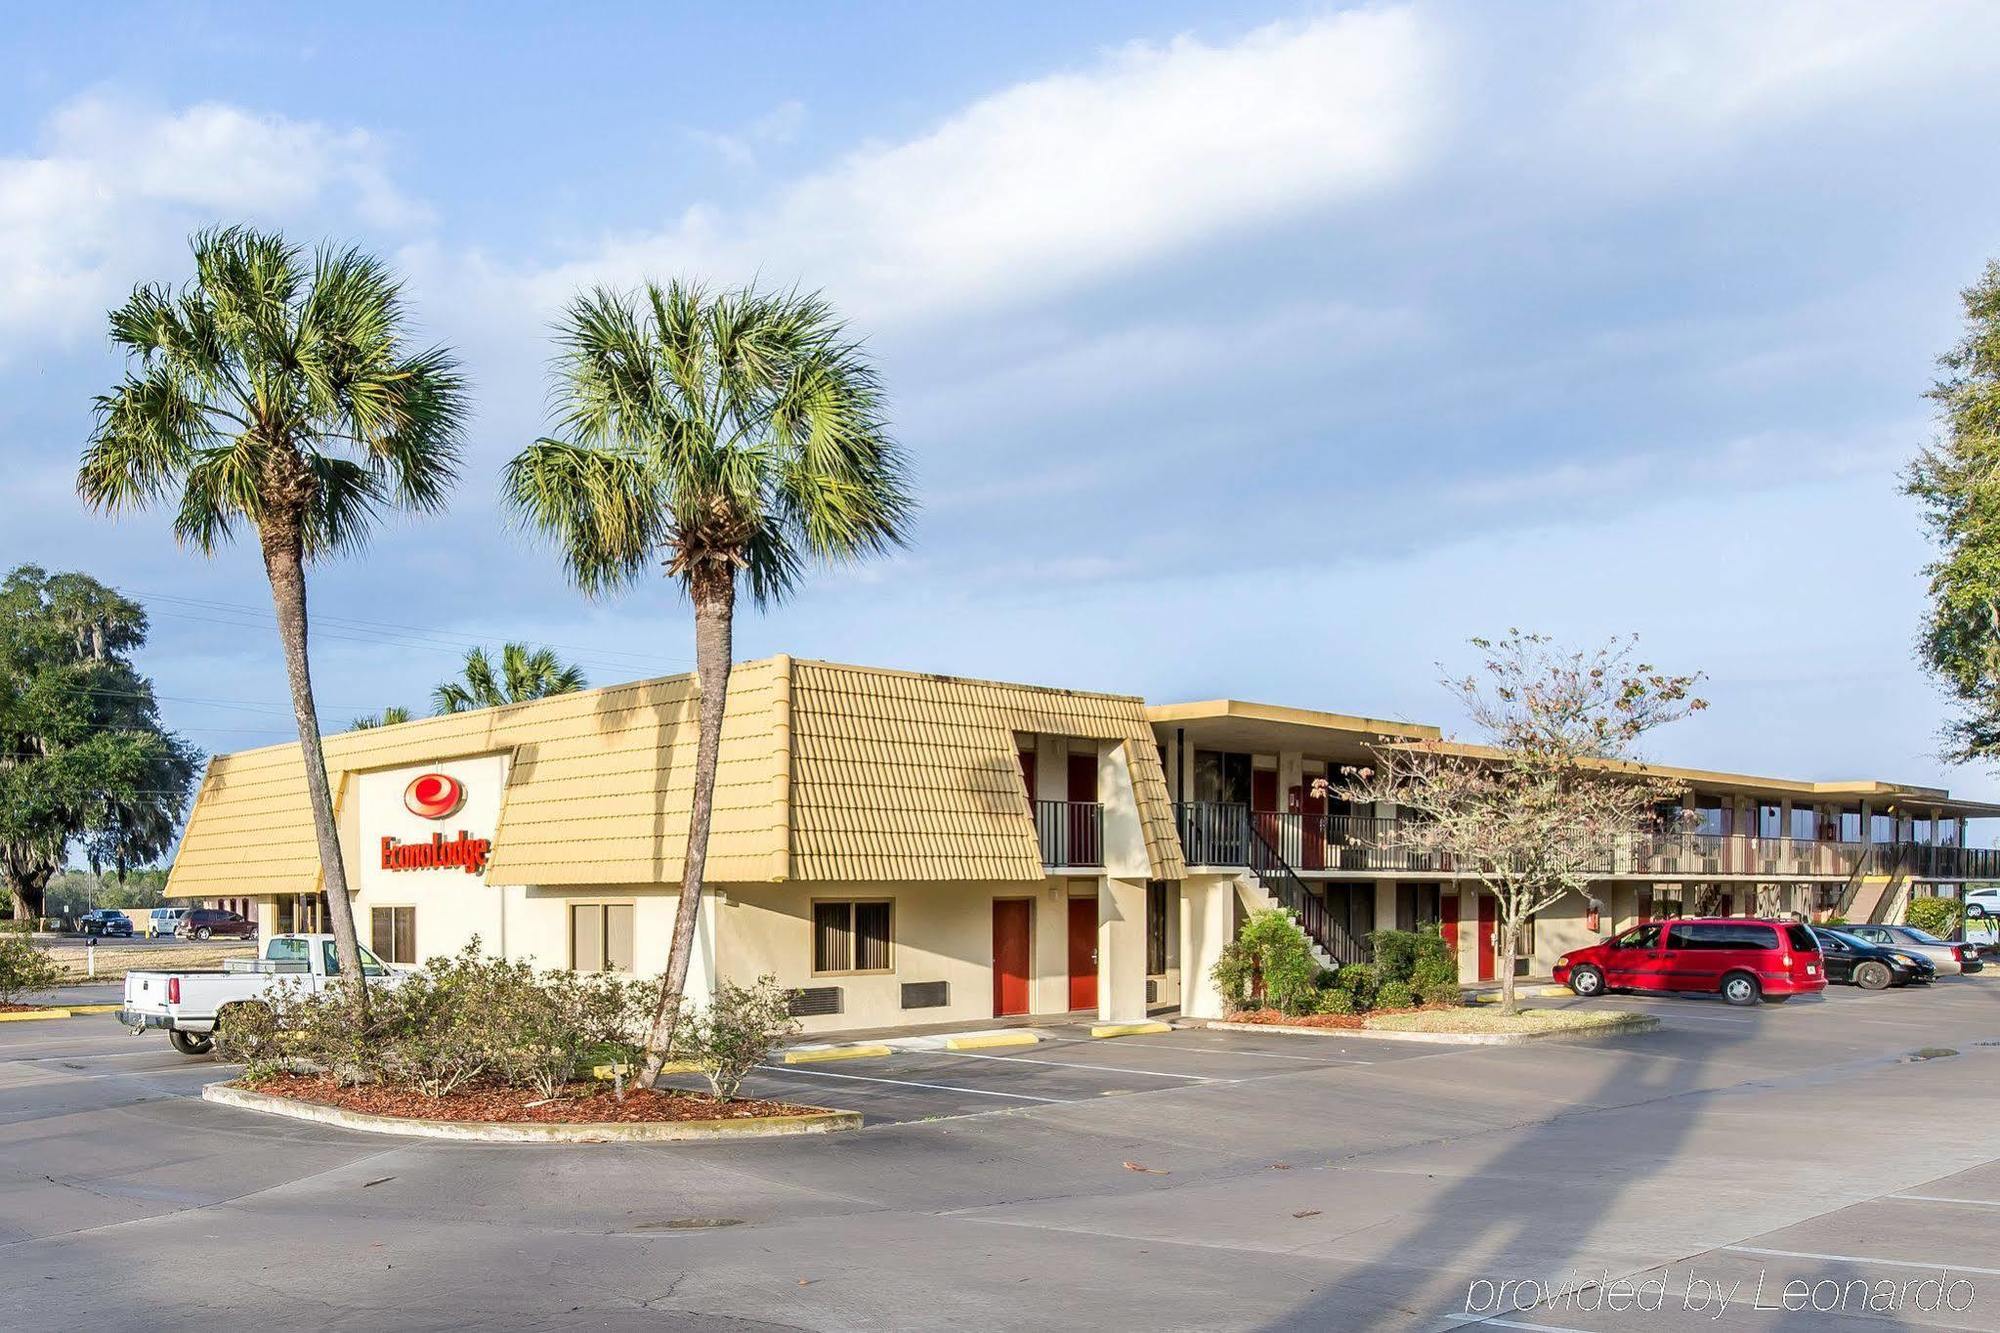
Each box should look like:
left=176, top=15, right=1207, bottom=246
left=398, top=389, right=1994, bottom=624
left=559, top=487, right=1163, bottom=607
left=1066, top=753, right=1099, bottom=864
left=1067, top=895, right=1098, bottom=1011
left=1291, top=782, right=1326, bottom=871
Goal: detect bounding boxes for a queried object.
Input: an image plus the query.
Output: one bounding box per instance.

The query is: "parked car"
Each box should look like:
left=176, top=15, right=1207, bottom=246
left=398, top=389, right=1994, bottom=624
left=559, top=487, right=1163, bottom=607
left=174, top=908, right=256, bottom=941
left=1555, top=918, right=1826, bottom=1006
left=146, top=907, right=188, bottom=939
left=78, top=909, right=133, bottom=938
left=1965, top=886, right=2000, bottom=920
left=1837, top=923, right=1982, bottom=975
left=123, top=933, right=399, bottom=1055
left=1810, top=928, right=1937, bottom=990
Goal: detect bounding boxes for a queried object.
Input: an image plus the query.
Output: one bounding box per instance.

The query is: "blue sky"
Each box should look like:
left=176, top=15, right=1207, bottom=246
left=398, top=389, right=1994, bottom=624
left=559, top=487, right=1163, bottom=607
left=6, top=2, right=2000, bottom=799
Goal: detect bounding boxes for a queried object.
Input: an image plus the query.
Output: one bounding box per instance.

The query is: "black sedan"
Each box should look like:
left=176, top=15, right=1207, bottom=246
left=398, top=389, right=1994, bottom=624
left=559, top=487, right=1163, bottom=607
left=1811, top=927, right=1936, bottom=990
left=78, top=909, right=133, bottom=938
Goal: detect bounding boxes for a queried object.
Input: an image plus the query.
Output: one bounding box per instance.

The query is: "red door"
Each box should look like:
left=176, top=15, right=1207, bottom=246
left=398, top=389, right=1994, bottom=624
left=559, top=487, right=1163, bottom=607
left=1291, top=782, right=1327, bottom=870
left=1441, top=895, right=1460, bottom=959
left=1476, top=894, right=1498, bottom=982
left=1252, top=769, right=1280, bottom=852
left=1067, top=895, right=1098, bottom=1011
left=1067, top=754, right=1099, bottom=864
left=993, top=900, right=1032, bottom=1016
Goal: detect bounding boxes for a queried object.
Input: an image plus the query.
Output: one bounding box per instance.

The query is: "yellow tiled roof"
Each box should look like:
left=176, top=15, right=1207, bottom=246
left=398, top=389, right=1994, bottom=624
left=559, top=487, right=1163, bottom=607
left=167, top=655, right=1181, bottom=898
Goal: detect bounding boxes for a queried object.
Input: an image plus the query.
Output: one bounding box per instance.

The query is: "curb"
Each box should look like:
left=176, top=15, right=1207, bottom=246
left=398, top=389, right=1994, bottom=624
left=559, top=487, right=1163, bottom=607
left=1466, top=986, right=1572, bottom=1004
left=1206, top=1016, right=1660, bottom=1046
left=780, top=1043, right=893, bottom=1065
left=1090, top=1021, right=1172, bottom=1039
left=201, top=1082, right=862, bottom=1143
left=942, top=1031, right=1040, bottom=1051
left=0, top=1008, right=73, bottom=1022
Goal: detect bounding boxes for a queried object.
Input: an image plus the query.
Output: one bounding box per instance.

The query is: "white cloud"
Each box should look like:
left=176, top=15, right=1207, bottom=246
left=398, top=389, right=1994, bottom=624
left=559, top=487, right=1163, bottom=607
left=500, top=7, right=1447, bottom=327
left=0, top=96, right=428, bottom=351
left=688, top=99, right=807, bottom=169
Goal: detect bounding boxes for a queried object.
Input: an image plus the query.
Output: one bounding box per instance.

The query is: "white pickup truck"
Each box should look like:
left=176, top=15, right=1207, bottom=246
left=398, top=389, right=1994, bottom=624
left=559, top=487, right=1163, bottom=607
left=121, top=933, right=399, bottom=1056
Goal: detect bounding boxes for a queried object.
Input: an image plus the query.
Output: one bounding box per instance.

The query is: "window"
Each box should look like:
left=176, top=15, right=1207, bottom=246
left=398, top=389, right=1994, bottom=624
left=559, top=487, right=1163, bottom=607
left=1785, top=924, right=1819, bottom=953
left=1674, top=923, right=1780, bottom=950
left=1396, top=883, right=1442, bottom=931
left=1616, top=923, right=1662, bottom=951
left=320, top=941, right=390, bottom=977
left=1146, top=881, right=1168, bottom=975
left=371, top=906, right=417, bottom=965
left=570, top=903, right=635, bottom=973
left=813, top=900, right=891, bottom=974
left=266, top=937, right=309, bottom=965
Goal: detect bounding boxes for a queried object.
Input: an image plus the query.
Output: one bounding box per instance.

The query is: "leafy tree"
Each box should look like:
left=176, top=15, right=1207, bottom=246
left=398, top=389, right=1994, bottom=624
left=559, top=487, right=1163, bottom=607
left=77, top=226, right=468, bottom=987
left=1908, top=260, right=2000, bottom=762
left=347, top=706, right=413, bottom=732
left=0, top=567, right=198, bottom=921
left=432, top=642, right=586, bottom=714
left=505, top=280, right=912, bottom=1086
left=1342, top=632, right=1704, bottom=1015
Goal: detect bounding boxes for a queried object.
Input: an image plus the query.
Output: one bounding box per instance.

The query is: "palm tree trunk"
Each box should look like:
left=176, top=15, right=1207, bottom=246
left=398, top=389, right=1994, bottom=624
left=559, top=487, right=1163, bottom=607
left=259, top=519, right=367, bottom=997
left=638, top=574, right=736, bottom=1088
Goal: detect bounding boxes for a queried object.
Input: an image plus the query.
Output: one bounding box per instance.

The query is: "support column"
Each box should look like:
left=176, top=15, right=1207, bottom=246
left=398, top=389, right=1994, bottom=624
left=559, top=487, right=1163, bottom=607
left=255, top=897, right=280, bottom=940
left=1099, top=876, right=1149, bottom=1023
left=1374, top=880, right=1397, bottom=933
left=1179, top=875, right=1235, bottom=1019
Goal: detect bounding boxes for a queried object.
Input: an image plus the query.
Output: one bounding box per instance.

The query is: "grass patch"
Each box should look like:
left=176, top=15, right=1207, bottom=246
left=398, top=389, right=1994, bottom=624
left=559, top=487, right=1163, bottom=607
left=1364, top=1007, right=1653, bottom=1035
left=50, top=943, right=254, bottom=981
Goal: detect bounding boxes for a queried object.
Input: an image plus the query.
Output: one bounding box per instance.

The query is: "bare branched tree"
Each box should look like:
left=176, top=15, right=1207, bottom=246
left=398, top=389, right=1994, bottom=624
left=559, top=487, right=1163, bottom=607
left=1337, top=631, right=1705, bottom=1014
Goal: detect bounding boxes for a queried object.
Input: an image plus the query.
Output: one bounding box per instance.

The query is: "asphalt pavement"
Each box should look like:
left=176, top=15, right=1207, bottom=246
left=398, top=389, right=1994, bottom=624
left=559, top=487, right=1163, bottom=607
left=4, top=978, right=1999, bottom=1330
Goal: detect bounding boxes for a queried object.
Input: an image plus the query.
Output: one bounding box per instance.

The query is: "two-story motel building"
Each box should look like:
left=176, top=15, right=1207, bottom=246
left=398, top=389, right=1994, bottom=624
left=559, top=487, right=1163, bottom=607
left=167, top=656, right=2000, bottom=1033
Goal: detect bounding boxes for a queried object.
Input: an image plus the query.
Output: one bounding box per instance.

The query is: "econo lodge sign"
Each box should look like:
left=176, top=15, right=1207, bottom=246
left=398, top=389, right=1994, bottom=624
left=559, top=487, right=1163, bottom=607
left=380, top=772, right=492, bottom=875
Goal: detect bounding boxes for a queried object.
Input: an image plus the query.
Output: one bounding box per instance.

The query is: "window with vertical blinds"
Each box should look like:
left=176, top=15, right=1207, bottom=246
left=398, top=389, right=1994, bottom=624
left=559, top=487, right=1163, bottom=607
left=370, top=906, right=416, bottom=965
left=570, top=903, right=635, bottom=973
left=813, top=900, right=892, bottom=973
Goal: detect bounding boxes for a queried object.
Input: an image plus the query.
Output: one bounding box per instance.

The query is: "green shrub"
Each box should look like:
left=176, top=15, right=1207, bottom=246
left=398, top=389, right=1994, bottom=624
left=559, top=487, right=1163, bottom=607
left=1333, top=962, right=1377, bottom=1011
left=1417, top=976, right=1464, bottom=1007
left=1370, top=930, right=1421, bottom=986
left=1374, top=980, right=1415, bottom=1011
left=1313, top=986, right=1356, bottom=1016
left=1906, top=896, right=1964, bottom=937
left=0, top=934, right=63, bottom=1005
left=1211, top=909, right=1323, bottom=1016
left=679, top=976, right=799, bottom=1100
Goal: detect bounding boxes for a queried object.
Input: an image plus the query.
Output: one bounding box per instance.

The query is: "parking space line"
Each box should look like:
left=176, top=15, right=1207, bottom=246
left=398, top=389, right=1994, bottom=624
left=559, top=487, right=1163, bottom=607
left=1724, top=1245, right=2000, bottom=1275
left=754, top=1063, right=1066, bottom=1102
left=1889, top=1194, right=2000, bottom=1208
left=938, top=1050, right=1231, bottom=1081
left=1100, top=1039, right=1374, bottom=1064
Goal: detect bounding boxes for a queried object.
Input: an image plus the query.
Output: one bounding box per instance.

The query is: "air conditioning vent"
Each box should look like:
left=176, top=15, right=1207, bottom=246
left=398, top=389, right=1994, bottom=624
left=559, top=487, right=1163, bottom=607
left=901, top=981, right=949, bottom=1010
left=1146, top=979, right=1158, bottom=1004
left=789, top=986, right=843, bottom=1018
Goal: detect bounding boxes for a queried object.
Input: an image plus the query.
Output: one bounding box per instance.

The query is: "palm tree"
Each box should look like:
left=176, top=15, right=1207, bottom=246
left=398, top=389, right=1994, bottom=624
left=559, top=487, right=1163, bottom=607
left=506, top=281, right=912, bottom=1085
left=77, top=226, right=467, bottom=989
left=347, top=706, right=414, bottom=731
left=433, top=642, right=587, bottom=714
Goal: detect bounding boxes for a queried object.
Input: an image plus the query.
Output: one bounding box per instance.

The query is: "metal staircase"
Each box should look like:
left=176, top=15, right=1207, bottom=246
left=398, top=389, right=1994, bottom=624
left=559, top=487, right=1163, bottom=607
left=1244, top=817, right=1366, bottom=968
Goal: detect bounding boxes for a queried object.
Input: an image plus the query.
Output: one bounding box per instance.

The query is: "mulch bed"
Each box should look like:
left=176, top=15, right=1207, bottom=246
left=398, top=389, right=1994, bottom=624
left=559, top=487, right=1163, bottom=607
left=0, top=1002, right=39, bottom=1013
left=1223, top=1003, right=1452, bottom=1030
left=242, top=1074, right=820, bottom=1124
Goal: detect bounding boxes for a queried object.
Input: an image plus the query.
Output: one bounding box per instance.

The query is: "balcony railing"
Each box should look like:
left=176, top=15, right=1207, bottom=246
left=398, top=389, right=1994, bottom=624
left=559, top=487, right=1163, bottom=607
left=1034, top=800, right=1103, bottom=867
left=1172, top=802, right=2000, bottom=880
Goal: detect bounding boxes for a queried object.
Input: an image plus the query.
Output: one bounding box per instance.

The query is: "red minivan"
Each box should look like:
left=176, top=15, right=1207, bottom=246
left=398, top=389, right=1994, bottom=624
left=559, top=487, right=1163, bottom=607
left=1554, top=918, right=1825, bottom=1006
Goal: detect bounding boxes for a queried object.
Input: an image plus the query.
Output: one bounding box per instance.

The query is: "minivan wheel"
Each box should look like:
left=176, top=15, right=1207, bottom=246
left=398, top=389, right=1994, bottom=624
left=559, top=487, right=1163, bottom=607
left=167, top=1029, right=214, bottom=1057
left=194, top=926, right=212, bottom=941
left=1970, top=903, right=1988, bottom=920
left=1721, top=973, right=1761, bottom=1006
left=1568, top=965, right=1605, bottom=997
left=1854, top=960, right=1893, bottom=991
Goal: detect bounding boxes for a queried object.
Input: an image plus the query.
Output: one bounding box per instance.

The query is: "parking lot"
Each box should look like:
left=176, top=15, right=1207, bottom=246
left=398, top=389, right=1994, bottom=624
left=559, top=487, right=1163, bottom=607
left=4, top=977, right=2000, bottom=1330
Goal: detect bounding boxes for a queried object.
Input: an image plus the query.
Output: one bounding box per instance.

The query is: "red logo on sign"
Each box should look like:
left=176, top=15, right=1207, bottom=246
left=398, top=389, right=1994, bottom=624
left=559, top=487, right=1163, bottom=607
left=404, top=773, right=466, bottom=820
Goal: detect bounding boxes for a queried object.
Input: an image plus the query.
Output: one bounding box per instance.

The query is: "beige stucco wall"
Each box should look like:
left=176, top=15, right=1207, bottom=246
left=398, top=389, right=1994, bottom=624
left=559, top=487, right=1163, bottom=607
left=716, top=876, right=1108, bottom=1034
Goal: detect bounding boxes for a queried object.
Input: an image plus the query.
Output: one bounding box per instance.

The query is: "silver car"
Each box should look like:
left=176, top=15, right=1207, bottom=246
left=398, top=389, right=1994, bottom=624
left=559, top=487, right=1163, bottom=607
left=1840, top=923, right=1981, bottom=974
